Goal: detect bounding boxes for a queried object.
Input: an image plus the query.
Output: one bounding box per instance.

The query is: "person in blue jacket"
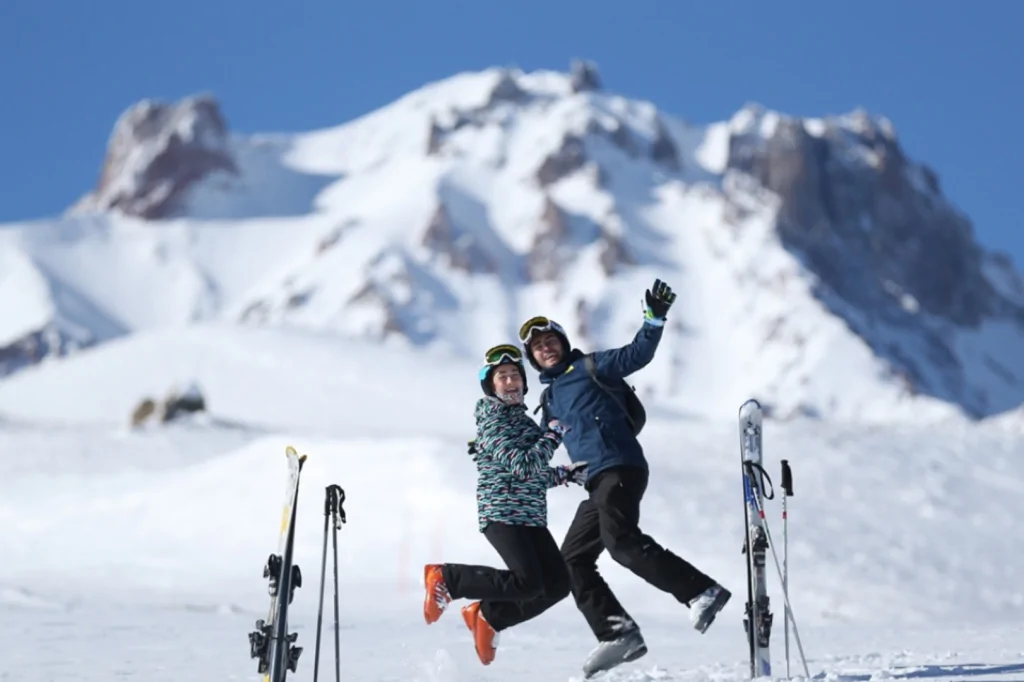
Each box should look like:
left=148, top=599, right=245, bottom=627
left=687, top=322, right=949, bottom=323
left=519, top=278, right=732, bottom=679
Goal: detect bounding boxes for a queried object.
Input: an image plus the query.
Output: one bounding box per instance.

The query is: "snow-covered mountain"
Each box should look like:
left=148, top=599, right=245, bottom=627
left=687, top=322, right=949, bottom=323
left=3, top=60, right=1023, bottom=421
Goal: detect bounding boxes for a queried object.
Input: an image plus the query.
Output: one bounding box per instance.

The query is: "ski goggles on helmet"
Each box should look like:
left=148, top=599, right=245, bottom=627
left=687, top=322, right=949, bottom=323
left=518, top=316, right=566, bottom=347
left=478, top=344, right=523, bottom=381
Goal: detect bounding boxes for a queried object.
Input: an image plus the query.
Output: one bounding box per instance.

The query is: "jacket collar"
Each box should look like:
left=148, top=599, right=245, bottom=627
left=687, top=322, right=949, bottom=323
left=538, top=348, right=584, bottom=384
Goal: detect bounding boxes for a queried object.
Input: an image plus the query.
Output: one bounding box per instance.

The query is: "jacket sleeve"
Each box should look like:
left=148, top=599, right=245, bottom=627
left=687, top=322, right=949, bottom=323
left=543, top=467, right=563, bottom=489
left=476, top=403, right=563, bottom=480
left=590, top=318, right=664, bottom=379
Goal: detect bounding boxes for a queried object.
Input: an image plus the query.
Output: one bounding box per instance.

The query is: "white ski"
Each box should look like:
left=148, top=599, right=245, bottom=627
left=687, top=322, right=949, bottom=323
left=738, top=399, right=772, bottom=678
left=249, top=446, right=307, bottom=682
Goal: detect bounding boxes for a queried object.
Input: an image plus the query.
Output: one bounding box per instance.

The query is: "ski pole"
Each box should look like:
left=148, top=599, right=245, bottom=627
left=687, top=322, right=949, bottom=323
left=330, top=485, right=345, bottom=682
left=746, top=465, right=809, bottom=680
left=313, top=485, right=347, bottom=682
left=781, top=459, right=794, bottom=679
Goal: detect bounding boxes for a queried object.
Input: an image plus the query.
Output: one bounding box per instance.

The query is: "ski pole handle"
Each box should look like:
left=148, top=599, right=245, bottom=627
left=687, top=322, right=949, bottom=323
left=781, top=459, right=793, bottom=496
left=325, top=484, right=347, bottom=526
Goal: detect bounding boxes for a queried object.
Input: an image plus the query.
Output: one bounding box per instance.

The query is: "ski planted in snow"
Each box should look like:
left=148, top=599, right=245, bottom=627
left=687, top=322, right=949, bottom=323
left=249, top=446, right=307, bottom=682
left=738, top=399, right=773, bottom=678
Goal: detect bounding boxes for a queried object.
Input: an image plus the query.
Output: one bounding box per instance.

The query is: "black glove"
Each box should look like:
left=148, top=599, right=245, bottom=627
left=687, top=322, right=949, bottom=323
left=644, top=278, right=676, bottom=320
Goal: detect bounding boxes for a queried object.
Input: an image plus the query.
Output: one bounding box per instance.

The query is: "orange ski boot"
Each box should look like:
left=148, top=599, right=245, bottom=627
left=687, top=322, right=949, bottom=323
left=423, top=564, right=451, bottom=624
left=461, top=601, right=498, bottom=665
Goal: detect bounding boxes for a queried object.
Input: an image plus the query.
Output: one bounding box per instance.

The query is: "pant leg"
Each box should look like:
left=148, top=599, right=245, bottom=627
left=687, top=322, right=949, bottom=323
left=441, top=523, right=546, bottom=607
left=482, top=525, right=571, bottom=630
left=561, top=497, right=637, bottom=642
left=592, top=466, right=717, bottom=604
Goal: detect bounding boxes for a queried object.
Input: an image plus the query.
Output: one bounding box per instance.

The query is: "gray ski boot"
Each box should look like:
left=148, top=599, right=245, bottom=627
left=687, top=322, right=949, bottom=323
left=689, top=584, right=732, bottom=633
left=582, top=617, right=648, bottom=678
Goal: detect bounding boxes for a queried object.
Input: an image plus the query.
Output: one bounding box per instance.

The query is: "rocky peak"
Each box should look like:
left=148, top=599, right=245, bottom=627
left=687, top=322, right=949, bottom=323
left=72, top=94, right=236, bottom=220
left=723, top=105, right=1024, bottom=416
left=487, top=69, right=529, bottom=105
left=724, top=107, right=1007, bottom=328
left=570, top=59, right=602, bottom=93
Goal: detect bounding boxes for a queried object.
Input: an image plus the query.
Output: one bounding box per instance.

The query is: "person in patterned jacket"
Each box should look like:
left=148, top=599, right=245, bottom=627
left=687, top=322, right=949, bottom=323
left=423, top=343, right=588, bottom=666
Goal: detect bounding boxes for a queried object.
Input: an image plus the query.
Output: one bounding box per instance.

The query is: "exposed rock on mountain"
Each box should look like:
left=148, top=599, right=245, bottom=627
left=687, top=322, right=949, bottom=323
left=723, top=104, right=1024, bottom=416
left=570, top=59, right=602, bottom=93
left=0, top=324, right=94, bottom=379
left=421, top=202, right=497, bottom=274
left=537, top=134, right=587, bottom=186
left=72, top=95, right=236, bottom=219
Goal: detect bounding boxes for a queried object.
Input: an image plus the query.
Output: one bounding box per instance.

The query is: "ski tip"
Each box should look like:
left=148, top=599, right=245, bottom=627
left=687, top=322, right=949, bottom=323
left=285, top=445, right=308, bottom=465
left=738, top=398, right=762, bottom=419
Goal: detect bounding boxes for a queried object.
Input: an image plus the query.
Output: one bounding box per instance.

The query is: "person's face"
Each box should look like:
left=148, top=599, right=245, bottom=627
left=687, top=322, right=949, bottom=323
left=529, top=332, right=563, bottom=369
left=492, top=365, right=524, bottom=401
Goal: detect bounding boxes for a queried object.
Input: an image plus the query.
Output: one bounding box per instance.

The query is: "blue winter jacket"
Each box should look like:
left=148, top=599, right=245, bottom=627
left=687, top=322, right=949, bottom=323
left=536, top=319, right=664, bottom=484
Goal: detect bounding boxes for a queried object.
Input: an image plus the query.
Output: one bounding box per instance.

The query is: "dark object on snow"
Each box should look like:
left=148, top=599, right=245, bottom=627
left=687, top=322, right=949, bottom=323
left=161, top=384, right=207, bottom=422
left=129, top=381, right=207, bottom=427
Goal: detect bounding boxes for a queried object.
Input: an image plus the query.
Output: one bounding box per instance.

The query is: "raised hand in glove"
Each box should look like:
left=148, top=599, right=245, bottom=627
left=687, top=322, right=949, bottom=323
left=552, top=461, right=589, bottom=486
left=644, top=278, right=677, bottom=321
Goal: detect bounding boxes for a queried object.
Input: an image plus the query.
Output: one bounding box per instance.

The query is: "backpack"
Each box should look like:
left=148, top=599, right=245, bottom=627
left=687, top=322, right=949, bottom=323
left=535, top=354, right=647, bottom=437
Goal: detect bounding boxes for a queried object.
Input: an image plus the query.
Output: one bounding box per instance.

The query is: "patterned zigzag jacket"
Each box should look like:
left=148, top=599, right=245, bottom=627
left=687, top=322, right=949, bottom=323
left=470, top=395, right=564, bottom=532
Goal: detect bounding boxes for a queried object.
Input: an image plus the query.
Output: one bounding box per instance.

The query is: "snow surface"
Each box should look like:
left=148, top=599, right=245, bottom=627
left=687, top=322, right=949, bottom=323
left=1, top=323, right=1022, bottom=681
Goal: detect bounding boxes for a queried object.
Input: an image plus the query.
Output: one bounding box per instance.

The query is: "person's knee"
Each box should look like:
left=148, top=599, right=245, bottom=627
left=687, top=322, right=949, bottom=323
left=564, top=550, right=596, bottom=578
left=543, top=561, right=572, bottom=601
left=514, top=568, right=546, bottom=599
left=603, top=530, right=647, bottom=569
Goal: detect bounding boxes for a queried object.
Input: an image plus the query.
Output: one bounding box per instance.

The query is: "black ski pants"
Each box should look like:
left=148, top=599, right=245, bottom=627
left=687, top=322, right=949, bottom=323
left=562, top=465, right=718, bottom=641
left=441, top=523, right=570, bottom=632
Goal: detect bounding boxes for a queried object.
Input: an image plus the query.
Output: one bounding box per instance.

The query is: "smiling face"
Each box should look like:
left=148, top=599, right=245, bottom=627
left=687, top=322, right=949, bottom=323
left=491, top=364, right=524, bottom=402
left=529, top=331, right=564, bottom=369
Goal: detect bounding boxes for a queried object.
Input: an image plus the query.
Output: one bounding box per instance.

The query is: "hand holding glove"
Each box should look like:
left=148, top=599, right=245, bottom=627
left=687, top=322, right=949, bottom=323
left=553, top=461, right=589, bottom=486
left=644, top=278, right=677, bottom=321
left=547, top=419, right=571, bottom=438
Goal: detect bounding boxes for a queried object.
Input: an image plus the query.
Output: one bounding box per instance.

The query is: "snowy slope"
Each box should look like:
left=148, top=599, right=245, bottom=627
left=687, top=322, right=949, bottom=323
left=3, top=64, right=1024, bottom=426
left=0, top=324, right=1022, bottom=682
left=0, top=324, right=1020, bottom=627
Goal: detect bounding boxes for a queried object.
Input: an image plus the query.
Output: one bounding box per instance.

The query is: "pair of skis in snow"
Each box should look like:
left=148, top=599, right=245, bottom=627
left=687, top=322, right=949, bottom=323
left=248, top=446, right=347, bottom=682
left=738, top=399, right=810, bottom=680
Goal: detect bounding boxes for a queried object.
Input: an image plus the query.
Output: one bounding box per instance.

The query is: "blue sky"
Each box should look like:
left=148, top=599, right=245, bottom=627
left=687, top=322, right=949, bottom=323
left=2, top=0, right=1021, bottom=265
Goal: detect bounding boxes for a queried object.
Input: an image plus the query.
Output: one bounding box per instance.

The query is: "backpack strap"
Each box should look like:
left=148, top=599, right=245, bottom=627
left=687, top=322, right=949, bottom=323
left=584, top=354, right=637, bottom=433
left=533, top=385, right=552, bottom=426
